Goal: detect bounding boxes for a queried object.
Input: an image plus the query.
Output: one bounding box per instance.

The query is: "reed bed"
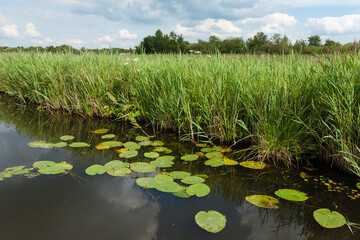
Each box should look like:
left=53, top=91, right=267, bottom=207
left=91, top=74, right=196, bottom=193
left=0, top=52, right=359, bottom=175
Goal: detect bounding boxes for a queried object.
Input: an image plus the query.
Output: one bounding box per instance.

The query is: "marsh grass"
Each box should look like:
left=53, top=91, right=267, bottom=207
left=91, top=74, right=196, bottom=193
left=0, top=52, right=359, bottom=175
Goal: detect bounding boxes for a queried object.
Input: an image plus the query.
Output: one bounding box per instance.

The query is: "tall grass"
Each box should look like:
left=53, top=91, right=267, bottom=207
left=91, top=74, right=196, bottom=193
left=0, top=51, right=359, bottom=175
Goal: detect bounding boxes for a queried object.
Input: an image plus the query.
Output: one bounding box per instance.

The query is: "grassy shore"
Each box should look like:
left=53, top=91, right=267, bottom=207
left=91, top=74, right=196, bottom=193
left=0, top=52, right=359, bottom=175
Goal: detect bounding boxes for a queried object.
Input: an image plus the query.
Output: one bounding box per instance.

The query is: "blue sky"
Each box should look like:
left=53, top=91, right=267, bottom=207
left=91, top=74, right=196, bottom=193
left=1, top=0, right=360, bottom=49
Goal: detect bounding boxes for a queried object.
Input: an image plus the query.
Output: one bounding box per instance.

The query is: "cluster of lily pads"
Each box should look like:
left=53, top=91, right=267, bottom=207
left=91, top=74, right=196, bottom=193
left=28, top=134, right=89, bottom=149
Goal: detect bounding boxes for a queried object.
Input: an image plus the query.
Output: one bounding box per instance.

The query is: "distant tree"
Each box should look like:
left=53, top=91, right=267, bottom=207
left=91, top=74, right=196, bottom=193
left=220, top=37, right=247, bottom=54
left=293, top=40, right=306, bottom=53
left=247, top=32, right=269, bottom=53
left=308, top=35, right=321, bottom=46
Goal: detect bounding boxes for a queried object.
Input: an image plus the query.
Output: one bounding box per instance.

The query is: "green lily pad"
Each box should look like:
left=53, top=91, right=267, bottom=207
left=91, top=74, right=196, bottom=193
left=93, top=128, right=108, bottom=134
left=153, top=147, right=169, bottom=152
left=193, top=174, right=209, bottom=179
left=136, top=177, right=157, bottom=188
left=5, top=166, right=26, bottom=172
left=150, top=140, right=164, bottom=146
left=156, top=156, right=175, bottom=161
left=107, top=168, right=131, bottom=176
left=33, top=161, right=56, bottom=169
left=60, top=135, right=75, bottom=141
left=239, top=161, right=266, bottom=169
left=69, top=142, right=90, bottom=147
left=356, top=182, right=360, bottom=189
left=124, top=141, right=141, bottom=150
left=150, top=158, right=174, bottom=168
left=313, top=208, right=346, bottom=228
left=205, top=151, right=223, bottom=159
left=85, top=164, right=106, bottom=175
left=102, top=141, right=123, bottom=148
left=135, top=136, right=149, bottom=142
left=56, top=163, right=73, bottom=170
left=28, top=141, right=54, bottom=149
left=275, top=189, right=309, bottom=202
left=38, top=166, right=66, bottom=175
left=104, top=160, right=129, bottom=170
left=173, top=186, right=191, bottom=198
left=200, top=147, right=214, bottom=153
left=101, top=134, right=116, bottom=139
left=186, top=183, right=210, bottom=197
left=119, top=150, right=138, bottom=158
left=169, top=171, right=191, bottom=179
left=211, top=146, right=222, bottom=151
left=196, top=143, right=208, bottom=148
left=195, top=210, right=226, bottom=233
left=130, top=162, right=156, bottom=173
left=205, top=158, right=224, bottom=167
left=53, top=142, right=68, bottom=148
left=154, top=174, right=174, bottom=182
left=155, top=181, right=182, bottom=193
left=164, top=149, right=173, bottom=154
left=181, top=154, right=199, bottom=161
left=139, top=141, right=152, bottom=146
left=181, top=176, right=205, bottom=185
left=245, top=195, right=279, bottom=209
left=144, top=152, right=160, bottom=158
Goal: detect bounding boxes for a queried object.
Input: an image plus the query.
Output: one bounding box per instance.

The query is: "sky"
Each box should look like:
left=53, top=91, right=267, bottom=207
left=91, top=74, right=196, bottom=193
left=0, top=0, right=360, bottom=49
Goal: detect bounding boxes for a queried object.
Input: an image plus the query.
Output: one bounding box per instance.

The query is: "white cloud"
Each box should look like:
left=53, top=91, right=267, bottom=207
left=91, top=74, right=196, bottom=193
left=59, top=39, right=83, bottom=46
left=32, top=39, right=45, bottom=45
left=241, top=13, right=297, bottom=34
left=117, top=29, right=137, bottom=39
left=97, top=35, right=115, bottom=42
left=174, top=24, right=197, bottom=37
left=25, top=22, right=41, bottom=37
left=307, top=14, right=360, bottom=35
left=1, top=24, right=20, bottom=37
left=45, top=37, right=54, bottom=43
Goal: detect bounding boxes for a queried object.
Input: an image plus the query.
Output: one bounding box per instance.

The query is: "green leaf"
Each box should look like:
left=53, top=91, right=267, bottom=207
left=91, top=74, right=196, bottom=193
left=33, top=161, right=56, bottom=169
left=200, top=147, right=213, bottom=153
left=205, top=151, right=223, bottom=159
left=107, top=168, right=131, bottom=176
left=313, top=208, right=346, bottom=228
left=69, top=142, right=90, bottom=147
left=104, top=160, right=129, bottom=170
left=52, top=142, right=68, bottom=148
left=196, top=143, right=208, bottom=148
left=181, top=154, right=199, bottom=161
left=139, top=140, right=152, bottom=146
left=130, top=162, right=156, bottom=173
left=135, top=136, right=149, bottom=142
left=101, top=141, right=123, bottom=148
left=119, top=150, right=138, bottom=158
left=124, top=141, right=141, bottom=150
left=56, top=163, right=73, bottom=170
left=356, top=182, right=360, bottom=189
left=186, top=183, right=210, bottom=197
left=245, top=195, right=279, bottom=209
left=275, top=189, right=308, bottom=202
left=169, top=171, right=191, bottom=179
left=239, top=161, right=266, bottom=169
left=204, top=158, right=224, bottom=167
left=181, top=176, right=205, bottom=185
left=28, top=141, right=54, bottom=149
left=93, top=128, right=108, bottom=134
left=155, top=181, right=182, bottom=193
left=195, top=211, right=226, bottom=233
left=156, top=156, right=175, bottom=161
left=136, top=177, right=157, bottom=188
left=85, top=164, right=106, bottom=175
left=144, top=152, right=160, bottom=158
left=59, top=135, right=75, bottom=141
left=173, top=186, right=191, bottom=198
left=192, top=174, right=209, bottom=179
left=5, top=166, right=26, bottom=172
left=38, top=166, right=66, bottom=175
left=101, top=134, right=116, bottom=139
left=150, top=158, right=174, bottom=168
left=153, top=147, right=169, bottom=152
left=150, top=140, right=164, bottom=146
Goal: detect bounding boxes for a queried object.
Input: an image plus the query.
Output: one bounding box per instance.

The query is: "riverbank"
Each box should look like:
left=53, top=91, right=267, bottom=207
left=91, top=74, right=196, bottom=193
left=0, top=52, right=359, bottom=176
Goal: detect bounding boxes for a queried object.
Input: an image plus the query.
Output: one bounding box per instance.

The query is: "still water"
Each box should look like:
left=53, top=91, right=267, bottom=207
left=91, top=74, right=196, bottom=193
left=0, top=95, right=359, bottom=240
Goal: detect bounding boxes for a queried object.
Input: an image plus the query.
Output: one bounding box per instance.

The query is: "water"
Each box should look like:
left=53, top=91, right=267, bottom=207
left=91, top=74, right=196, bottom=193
left=0, top=95, right=359, bottom=240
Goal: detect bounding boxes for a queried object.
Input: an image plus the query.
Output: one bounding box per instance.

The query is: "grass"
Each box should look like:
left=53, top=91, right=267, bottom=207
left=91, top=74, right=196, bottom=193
left=0, top=51, right=359, bottom=176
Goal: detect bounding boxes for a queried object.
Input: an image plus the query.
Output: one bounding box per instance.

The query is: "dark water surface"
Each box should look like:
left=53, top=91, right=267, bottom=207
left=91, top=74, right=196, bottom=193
left=0, top=95, right=359, bottom=240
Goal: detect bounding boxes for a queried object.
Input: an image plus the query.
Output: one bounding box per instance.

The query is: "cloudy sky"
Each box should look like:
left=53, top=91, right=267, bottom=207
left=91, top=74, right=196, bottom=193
left=1, top=0, right=360, bottom=49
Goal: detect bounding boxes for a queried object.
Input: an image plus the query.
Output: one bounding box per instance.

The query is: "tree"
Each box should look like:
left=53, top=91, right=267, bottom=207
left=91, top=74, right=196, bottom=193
left=308, top=35, right=321, bottom=46
left=247, top=32, right=269, bottom=53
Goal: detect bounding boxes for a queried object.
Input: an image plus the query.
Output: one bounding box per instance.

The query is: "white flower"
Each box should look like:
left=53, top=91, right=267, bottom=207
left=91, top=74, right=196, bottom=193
left=124, top=62, right=128, bottom=65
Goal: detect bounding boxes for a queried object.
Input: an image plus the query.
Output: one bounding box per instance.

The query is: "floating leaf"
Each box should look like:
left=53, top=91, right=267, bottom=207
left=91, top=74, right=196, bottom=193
left=155, top=181, right=182, bottom=193
left=196, top=152, right=205, bottom=157
left=56, top=163, right=73, bottom=170
left=357, top=182, right=360, bottom=190
left=155, top=174, right=174, bottom=182
left=239, top=161, right=266, bottom=169
left=156, top=156, right=175, bottom=162
left=119, top=150, right=138, bottom=158
left=124, top=141, right=141, bottom=150
left=104, top=160, right=129, bottom=170
left=135, top=136, right=149, bottom=142
left=201, top=147, right=213, bottom=153
left=186, top=183, right=210, bottom=197
left=101, top=134, right=116, bottom=139
left=153, top=147, right=168, bottom=152
left=223, top=157, right=238, bottom=165
left=205, top=151, right=223, bottom=159
left=150, top=158, right=174, bottom=168
left=130, top=162, right=156, bottom=173
left=69, top=142, right=90, bottom=147
left=136, top=177, right=157, bottom=188
left=107, top=168, right=131, bottom=176
left=212, top=146, right=222, bottom=151
left=164, top=149, right=173, bottom=154
left=52, top=142, right=68, bottom=148
left=151, top=140, right=164, bottom=146
left=275, top=189, right=309, bottom=202
left=144, top=152, right=159, bottom=159
left=181, top=154, right=199, bottom=162
left=85, top=164, right=106, bottom=175
left=93, top=128, right=108, bottom=134
left=170, top=171, right=191, bottom=179
left=205, top=158, right=224, bottom=167
left=181, top=176, right=205, bottom=185
left=38, top=166, right=66, bottom=175
left=60, top=135, right=75, bottom=141
left=116, top=148, right=128, bottom=153
left=139, top=141, right=152, bottom=146
left=5, top=166, right=26, bottom=172
left=96, top=143, right=111, bottom=150
left=245, top=195, right=279, bottom=209
left=28, top=141, right=53, bottom=149
left=173, top=186, right=191, bottom=198
left=220, top=147, right=232, bottom=153
left=193, top=174, right=209, bottom=179
left=195, top=211, right=226, bottom=233
left=102, top=141, right=123, bottom=148
left=33, top=161, right=56, bottom=169
left=313, top=209, right=346, bottom=228
left=196, top=143, right=208, bottom=148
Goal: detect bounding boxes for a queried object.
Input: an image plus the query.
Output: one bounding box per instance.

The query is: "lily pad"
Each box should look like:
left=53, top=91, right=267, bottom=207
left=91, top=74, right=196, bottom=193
left=155, top=181, right=182, bottom=193
left=150, top=140, right=164, bottom=146
left=139, top=141, right=152, bottom=146
left=275, top=189, right=309, bottom=202
left=150, top=158, right=174, bottom=168
left=181, top=154, right=199, bottom=162
left=205, top=158, right=224, bottom=167
left=173, top=186, right=191, bottom=198
left=53, top=142, right=68, bottom=148
left=60, top=135, right=75, bottom=141
left=93, top=128, right=108, bottom=134
left=223, top=157, right=238, bottom=165
left=313, top=208, right=346, bottom=228
left=135, top=136, right=149, bottom=142
left=33, top=161, right=56, bottom=169
left=130, top=162, right=156, bottom=173
left=196, top=152, right=205, bottom=157
left=164, top=149, right=173, bottom=154
left=245, top=195, right=279, bottom=209
left=195, top=210, right=226, bottom=233
left=200, top=147, right=214, bottom=153
left=85, top=164, right=106, bottom=175
left=193, top=174, right=209, bottom=179
left=136, top=177, right=157, bottom=188
left=153, top=147, right=169, bottom=152
left=119, top=150, right=138, bottom=158
left=154, top=174, right=174, bottom=182
left=181, top=176, right=205, bottom=185
left=124, top=141, right=141, bottom=150
left=101, top=134, right=116, bottom=139
left=69, top=142, right=90, bottom=148
left=28, top=141, right=54, bottom=149
left=186, top=183, right=210, bottom=197
left=196, top=143, right=208, bottom=148
left=169, top=171, right=191, bottom=179
left=5, top=166, right=26, bottom=172
left=38, top=166, right=66, bottom=175
left=102, top=141, right=123, bottom=148
left=104, top=160, right=129, bottom=170
left=144, top=152, right=160, bottom=158
left=357, top=182, right=360, bottom=189
left=56, top=163, right=73, bottom=170
left=107, top=168, right=131, bottom=176
left=156, top=156, right=175, bottom=161
left=205, top=151, right=223, bottom=159
left=239, top=161, right=266, bottom=170
left=96, top=143, right=112, bottom=150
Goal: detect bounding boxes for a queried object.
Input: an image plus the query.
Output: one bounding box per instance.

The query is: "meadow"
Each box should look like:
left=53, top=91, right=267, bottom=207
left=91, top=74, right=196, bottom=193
left=0, top=52, right=359, bottom=176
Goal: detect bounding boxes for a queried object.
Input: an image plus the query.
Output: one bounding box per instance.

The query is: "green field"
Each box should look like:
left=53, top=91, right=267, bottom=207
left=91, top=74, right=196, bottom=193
left=0, top=52, right=359, bottom=176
